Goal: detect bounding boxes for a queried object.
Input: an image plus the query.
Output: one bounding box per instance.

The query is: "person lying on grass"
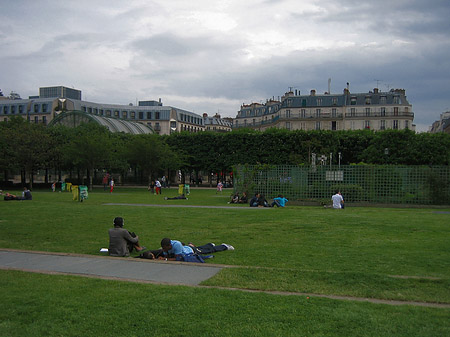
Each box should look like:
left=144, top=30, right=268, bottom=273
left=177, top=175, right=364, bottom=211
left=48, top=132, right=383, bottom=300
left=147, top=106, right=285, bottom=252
left=108, top=217, right=145, bottom=257
left=157, top=238, right=234, bottom=261
left=164, top=194, right=188, bottom=200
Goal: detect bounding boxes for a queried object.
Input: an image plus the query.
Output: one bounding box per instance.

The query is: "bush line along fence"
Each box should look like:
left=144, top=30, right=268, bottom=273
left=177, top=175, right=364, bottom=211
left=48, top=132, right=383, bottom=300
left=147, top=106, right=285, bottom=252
left=232, top=164, right=450, bottom=205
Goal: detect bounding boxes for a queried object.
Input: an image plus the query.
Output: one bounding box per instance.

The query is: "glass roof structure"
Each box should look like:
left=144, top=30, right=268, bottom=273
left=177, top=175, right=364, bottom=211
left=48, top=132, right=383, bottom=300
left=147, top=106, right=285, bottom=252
left=48, top=111, right=153, bottom=134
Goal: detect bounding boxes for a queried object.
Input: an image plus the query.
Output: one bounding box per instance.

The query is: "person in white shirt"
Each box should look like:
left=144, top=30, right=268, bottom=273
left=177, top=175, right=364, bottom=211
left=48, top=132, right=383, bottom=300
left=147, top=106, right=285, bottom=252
left=332, top=190, right=344, bottom=209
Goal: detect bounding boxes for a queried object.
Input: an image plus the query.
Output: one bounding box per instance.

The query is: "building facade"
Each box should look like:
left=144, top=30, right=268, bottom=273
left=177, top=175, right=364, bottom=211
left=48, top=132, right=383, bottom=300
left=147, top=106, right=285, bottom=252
left=0, top=86, right=205, bottom=135
left=203, top=113, right=233, bottom=132
left=429, top=111, right=450, bottom=133
left=234, top=88, right=415, bottom=132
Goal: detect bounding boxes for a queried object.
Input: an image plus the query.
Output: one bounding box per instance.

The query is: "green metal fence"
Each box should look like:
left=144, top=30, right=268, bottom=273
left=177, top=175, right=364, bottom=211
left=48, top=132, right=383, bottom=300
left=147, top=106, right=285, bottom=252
left=233, top=164, right=450, bottom=205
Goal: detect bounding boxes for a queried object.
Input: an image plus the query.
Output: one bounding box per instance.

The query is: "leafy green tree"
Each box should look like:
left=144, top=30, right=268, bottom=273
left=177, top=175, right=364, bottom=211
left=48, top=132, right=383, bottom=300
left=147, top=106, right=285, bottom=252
left=4, top=117, right=53, bottom=189
left=63, top=123, right=112, bottom=190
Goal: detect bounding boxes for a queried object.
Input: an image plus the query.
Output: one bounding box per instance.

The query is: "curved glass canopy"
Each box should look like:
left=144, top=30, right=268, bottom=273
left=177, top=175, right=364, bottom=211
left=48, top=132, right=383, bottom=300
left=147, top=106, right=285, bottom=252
left=48, top=110, right=153, bottom=134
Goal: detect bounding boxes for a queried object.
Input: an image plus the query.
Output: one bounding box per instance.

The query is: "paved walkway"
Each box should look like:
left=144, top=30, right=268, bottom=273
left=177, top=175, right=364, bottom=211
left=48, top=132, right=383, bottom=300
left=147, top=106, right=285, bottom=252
left=1, top=249, right=449, bottom=309
left=0, top=249, right=222, bottom=286
left=103, top=203, right=271, bottom=209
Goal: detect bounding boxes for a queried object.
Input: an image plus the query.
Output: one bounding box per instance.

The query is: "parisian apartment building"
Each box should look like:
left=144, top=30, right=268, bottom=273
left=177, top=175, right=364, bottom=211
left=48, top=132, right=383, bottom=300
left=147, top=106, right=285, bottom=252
left=234, top=87, right=415, bottom=132
left=0, top=86, right=205, bottom=135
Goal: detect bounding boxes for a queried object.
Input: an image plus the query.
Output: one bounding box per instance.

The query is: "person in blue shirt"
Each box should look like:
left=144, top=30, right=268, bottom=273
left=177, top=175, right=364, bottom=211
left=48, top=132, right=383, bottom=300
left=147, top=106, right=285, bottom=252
left=159, top=238, right=194, bottom=261
left=159, top=238, right=234, bottom=261
left=271, top=194, right=288, bottom=207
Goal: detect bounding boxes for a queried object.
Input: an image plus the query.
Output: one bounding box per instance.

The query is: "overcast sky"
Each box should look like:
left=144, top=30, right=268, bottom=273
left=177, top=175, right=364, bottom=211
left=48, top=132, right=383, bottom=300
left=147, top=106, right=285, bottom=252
left=1, top=0, right=449, bottom=131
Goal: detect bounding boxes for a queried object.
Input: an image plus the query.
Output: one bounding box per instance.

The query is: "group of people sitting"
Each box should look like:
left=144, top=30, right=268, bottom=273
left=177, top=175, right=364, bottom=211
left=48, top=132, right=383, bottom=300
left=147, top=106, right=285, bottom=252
left=108, top=217, right=234, bottom=261
left=228, top=191, right=248, bottom=204
left=2, top=187, right=33, bottom=201
left=249, top=193, right=289, bottom=208
left=228, top=191, right=289, bottom=207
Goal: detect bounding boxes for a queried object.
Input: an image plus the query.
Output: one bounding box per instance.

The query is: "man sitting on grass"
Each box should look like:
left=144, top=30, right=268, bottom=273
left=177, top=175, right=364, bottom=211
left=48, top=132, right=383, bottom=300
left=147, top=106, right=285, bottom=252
left=271, top=194, right=289, bottom=207
left=108, top=217, right=145, bottom=257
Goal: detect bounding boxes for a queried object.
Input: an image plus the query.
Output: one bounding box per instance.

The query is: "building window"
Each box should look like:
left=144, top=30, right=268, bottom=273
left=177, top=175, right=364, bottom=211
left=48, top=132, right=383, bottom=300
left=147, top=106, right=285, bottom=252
left=380, top=96, right=386, bottom=104
left=34, top=105, right=39, bottom=113
left=405, top=107, right=409, bottom=113
left=393, top=96, right=399, bottom=104
left=94, top=108, right=98, bottom=115
left=405, top=120, right=409, bottom=129
left=11, top=106, right=16, bottom=114
left=100, top=109, right=104, bottom=115
left=315, top=121, right=321, bottom=130
left=155, top=111, right=160, bottom=119
left=139, top=111, right=144, bottom=119
left=393, top=120, right=399, bottom=129
left=88, top=107, right=92, bottom=113
left=350, top=108, right=356, bottom=117
left=365, top=108, right=370, bottom=116
left=252, top=119, right=256, bottom=125
left=350, top=121, right=355, bottom=130
left=332, top=97, right=338, bottom=105
left=42, top=116, right=47, bottom=125
left=34, top=116, right=39, bottom=123
left=365, top=96, right=371, bottom=105
left=332, top=108, right=337, bottom=117
left=381, top=107, right=386, bottom=116
left=302, top=99, right=307, bottom=107
left=365, top=120, right=370, bottom=129
left=19, top=105, right=24, bottom=114
left=147, top=111, right=152, bottom=119
left=130, top=111, right=135, bottom=119
left=286, top=110, right=290, bottom=118
left=380, top=120, right=386, bottom=130
left=286, top=122, right=291, bottom=130
left=332, top=121, right=337, bottom=130
left=106, top=110, right=111, bottom=117
left=394, top=107, right=399, bottom=116
left=350, top=97, right=357, bottom=105
left=316, top=98, right=322, bottom=106
left=301, top=109, right=306, bottom=118
left=3, top=106, right=8, bottom=114
left=316, top=109, right=321, bottom=117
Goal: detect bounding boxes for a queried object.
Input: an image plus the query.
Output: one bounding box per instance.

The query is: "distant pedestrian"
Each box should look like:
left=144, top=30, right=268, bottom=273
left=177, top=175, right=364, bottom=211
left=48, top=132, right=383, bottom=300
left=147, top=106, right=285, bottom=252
left=217, top=181, right=223, bottom=194
left=110, top=178, right=115, bottom=193
left=155, top=179, right=162, bottom=194
left=102, top=174, right=109, bottom=191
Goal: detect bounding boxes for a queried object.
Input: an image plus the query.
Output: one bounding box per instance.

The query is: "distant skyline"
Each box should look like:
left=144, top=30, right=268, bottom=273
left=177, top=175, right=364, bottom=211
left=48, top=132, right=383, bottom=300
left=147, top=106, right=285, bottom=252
left=1, top=0, right=449, bottom=131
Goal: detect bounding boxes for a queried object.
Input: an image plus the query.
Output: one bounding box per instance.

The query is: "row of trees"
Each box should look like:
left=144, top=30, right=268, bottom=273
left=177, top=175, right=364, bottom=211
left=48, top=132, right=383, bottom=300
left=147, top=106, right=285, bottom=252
left=1, top=117, right=449, bottom=189
left=0, top=118, right=182, bottom=190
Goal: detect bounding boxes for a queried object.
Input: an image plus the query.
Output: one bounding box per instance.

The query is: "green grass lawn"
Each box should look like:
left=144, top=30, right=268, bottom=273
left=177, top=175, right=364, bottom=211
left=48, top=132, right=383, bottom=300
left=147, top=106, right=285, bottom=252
left=1, top=186, right=449, bottom=336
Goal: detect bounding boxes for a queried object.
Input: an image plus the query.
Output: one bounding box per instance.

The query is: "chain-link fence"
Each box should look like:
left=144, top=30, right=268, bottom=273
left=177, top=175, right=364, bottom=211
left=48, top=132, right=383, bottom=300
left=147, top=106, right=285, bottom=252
left=233, top=164, right=450, bottom=205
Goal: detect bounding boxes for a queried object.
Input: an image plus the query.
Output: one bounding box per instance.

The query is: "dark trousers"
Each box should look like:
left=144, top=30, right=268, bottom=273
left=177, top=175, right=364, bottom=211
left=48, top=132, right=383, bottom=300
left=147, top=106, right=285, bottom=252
left=191, top=243, right=228, bottom=254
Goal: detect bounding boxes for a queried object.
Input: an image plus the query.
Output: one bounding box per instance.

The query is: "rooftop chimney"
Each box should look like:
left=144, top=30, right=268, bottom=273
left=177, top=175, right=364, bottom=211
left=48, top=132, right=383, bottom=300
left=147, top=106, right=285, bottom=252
left=310, top=89, right=316, bottom=96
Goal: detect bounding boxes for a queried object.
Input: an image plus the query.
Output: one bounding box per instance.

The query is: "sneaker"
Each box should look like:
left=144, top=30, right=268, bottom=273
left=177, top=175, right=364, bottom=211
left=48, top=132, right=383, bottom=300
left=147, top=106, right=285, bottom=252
left=222, top=243, right=234, bottom=251
left=164, top=197, right=168, bottom=200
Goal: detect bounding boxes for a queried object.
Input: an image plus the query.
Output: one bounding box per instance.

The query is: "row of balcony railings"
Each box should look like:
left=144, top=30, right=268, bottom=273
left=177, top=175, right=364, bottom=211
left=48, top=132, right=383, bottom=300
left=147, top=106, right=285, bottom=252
left=232, top=164, right=450, bottom=206
left=234, top=111, right=414, bottom=128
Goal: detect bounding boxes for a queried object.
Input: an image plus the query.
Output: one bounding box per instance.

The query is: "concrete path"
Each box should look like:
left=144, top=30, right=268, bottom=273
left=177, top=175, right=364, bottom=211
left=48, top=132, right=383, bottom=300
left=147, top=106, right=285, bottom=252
left=0, top=249, right=222, bottom=286
left=2, top=249, right=449, bottom=309
left=103, top=203, right=272, bottom=209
